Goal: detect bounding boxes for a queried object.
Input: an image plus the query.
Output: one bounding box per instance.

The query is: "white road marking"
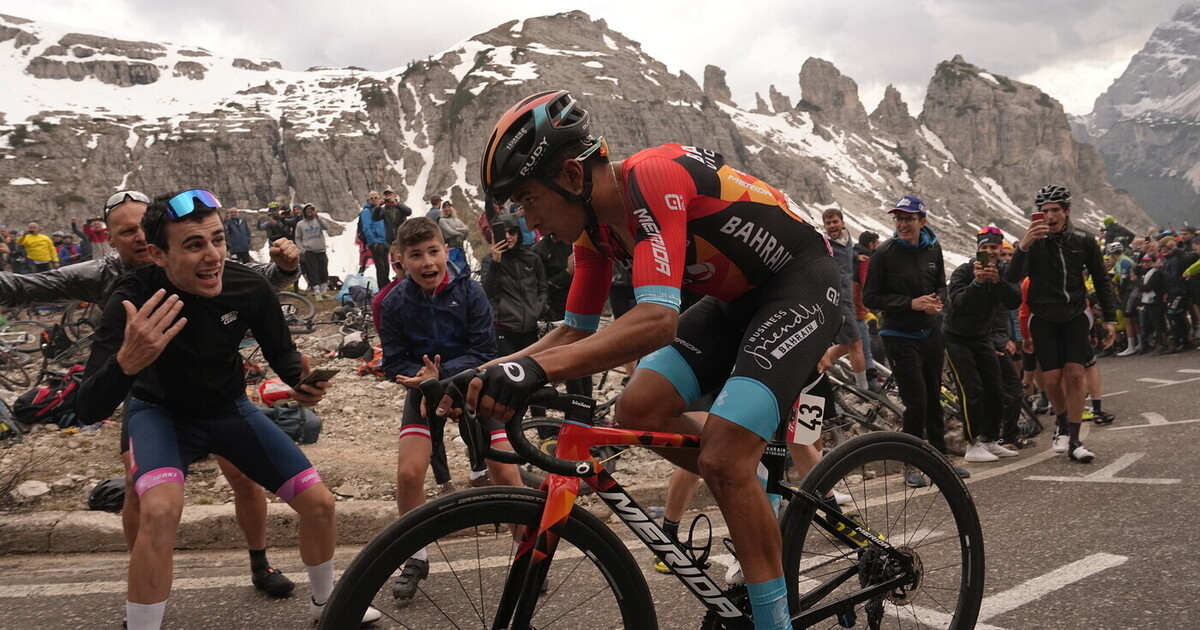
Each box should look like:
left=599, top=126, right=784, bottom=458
left=1137, top=377, right=1178, bottom=385
left=1101, top=390, right=1127, bottom=397
left=975, top=553, right=1128, bottom=621
left=1108, top=412, right=1200, bottom=431
left=1026, top=453, right=1181, bottom=485
left=1177, top=369, right=1200, bottom=374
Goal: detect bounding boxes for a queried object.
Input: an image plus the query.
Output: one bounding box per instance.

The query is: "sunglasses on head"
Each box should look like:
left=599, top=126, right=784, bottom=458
left=102, top=190, right=151, bottom=221
left=978, top=226, right=1002, bottom=235
left=166, top=189, right=222, bottom=220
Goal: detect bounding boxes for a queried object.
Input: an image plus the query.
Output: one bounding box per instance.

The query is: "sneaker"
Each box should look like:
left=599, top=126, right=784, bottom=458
left=1116, top=345, right=1138, bottom=357
left=867, top=379, right=883, bottom=393
left=1081, top=408, right=1095, bottom=422
left=997, top=436, right=1034, bottom=450
left=903, top=466, right=928, bottom=488
left=1051, top=433, right=1069, bottom=454
left=964, top=443, right=1000, bottom=463
left=652, top=556, right=672, bottom=574
left=1034, top=400, right=1053, bottom=415
left=724, top=558, right=744, bottom=586
left=468, top=473, right=492, bottom=488
left=1068, top=442, right=1095, bottom=464
left=436, top=481, right=456, bottom=497
left=252, top=566, right=296, bottom=598
left=1092, top=411, right=1115, bottom=426
left=982, top=441, right=1019, bottom=458
left=951, top=465, right=971, bottom=479
left=310, top=596, right=382, bottom=625
left=392, top=557, right=429, bottom=606
left=831, top=489, right=853, bottom=506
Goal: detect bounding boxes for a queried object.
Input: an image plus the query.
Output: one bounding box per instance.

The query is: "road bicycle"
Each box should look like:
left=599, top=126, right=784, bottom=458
left=318, top=372, right=985, bottom=629
left=276, top=290, right=316, bottom=334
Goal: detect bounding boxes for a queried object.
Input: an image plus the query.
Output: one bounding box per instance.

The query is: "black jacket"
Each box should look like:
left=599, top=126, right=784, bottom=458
left=532, top=237, right=573, bottom=321
left=942, top=260, right=1021, bottom=341
left=863, top=228, right=947, bottom=334
left=481, top=245, right=547, bottom=334
left=1005, top=222, right=1116, bottom=323
left=1160, top=250, right=1188, bottom=295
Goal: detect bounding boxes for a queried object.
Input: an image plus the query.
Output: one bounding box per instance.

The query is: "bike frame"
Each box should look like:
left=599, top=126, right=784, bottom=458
left=495, top=418, right=917, bottom=629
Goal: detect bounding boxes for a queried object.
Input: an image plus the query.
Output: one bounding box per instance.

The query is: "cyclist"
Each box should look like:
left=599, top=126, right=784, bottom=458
left=76, top=190, right=379, bottom=629
left=450, top=90, right=840, bottom=630
left=1006, top=185, right=1116, bottom=463
left=0, top=190, right=304, bottom=601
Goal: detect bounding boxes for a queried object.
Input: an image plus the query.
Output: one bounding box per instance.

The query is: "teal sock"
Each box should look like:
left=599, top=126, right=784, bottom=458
left=756, top=462, right=782, bottom=517
left=746, top=577, right=789, bottom=630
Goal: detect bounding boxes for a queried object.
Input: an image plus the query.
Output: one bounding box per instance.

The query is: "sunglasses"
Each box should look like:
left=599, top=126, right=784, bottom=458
left=892, top=214, right=920, bottom=224
left=102, top=190, right=151, bottom=221
left=166, top=189, right=222, bottom=220
left=978, top=226, right=1002, bottom=235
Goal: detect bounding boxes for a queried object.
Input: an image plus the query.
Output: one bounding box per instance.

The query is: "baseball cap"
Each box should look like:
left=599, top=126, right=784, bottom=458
left=383, top=186, right=395, bottom=194
left=890, top=195, right=927, bottom=217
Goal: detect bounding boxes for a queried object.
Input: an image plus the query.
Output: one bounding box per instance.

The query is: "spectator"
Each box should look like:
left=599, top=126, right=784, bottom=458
left=1185, top=235, right=1200, bottom=340
left=481, top=214, right=547, bottom=358
left=821, top=209, right=871, bottom=391
left=853, top=230, right=880, bottom=384
left=378, top=187, right=413, bottom=241
left=69, top=218, right=93, bottom=261
left=359, top=191, right=391, bottom=285
left=378, top=217, right=517, bottom=606
left=2, top=227, right=27, bottom=273
left=1158, top=236, right=1192, bottom=352
left=76, top=189, right=378, bottom=629
left=82, top=217, right=113, bottom=259
left=425, top=194, right=443, bottom=220
left=1102, top=216, right=1135, bottom=247
left=224, top=207, right=253, bottom=263
left=437, top=201, right=470, bottom=273
left=0, top=190, right=303, bottom=605
left=943, top=226, right=1021, bottom=463
left=1005, top=185, right=1115, bottom=464
left=17, top=222, right=58, bottom=271
left=258, top=203, right=291, bottom=244
left=863, top=195, right=961, bottom=486
left=508, top=203, right=537, bottom=245
left=294, top=203, right=332, bottom=300
left=57, top=234, right=83, bottom=265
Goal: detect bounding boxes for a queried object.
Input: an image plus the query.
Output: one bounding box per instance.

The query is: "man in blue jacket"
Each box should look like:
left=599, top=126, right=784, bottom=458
left=223, top=207, right=253, bottom=263
left=358, top=191, right=390, bottom=285
left=377, top=217, right=520, bottom=607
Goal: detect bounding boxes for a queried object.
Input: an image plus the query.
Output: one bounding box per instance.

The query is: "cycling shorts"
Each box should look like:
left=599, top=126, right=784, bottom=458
left=399, top=387, right=508, bottom=449
left=832, top=302, right=859, bottom=346
left=125, top=395, right=319, bottom=502
left=1028, top=313, right=1091, bottom=372
left=1021, top=351, right=1038, bottom=373
left=638, top=257, right=840, bottom=441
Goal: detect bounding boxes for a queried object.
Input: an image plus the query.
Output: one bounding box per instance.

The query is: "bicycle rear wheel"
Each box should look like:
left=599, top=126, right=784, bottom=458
left=0, top=320, right=49, bottom=354
left=0, top=349, right=32, bottom=390
left=276, top=290, right=316, bottom=321
left=318, top=487, right=654, bottom=630
left=781, top=431, right=984, bottom=629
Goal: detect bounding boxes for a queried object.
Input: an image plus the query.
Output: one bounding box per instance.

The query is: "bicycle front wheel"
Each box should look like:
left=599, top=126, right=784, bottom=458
left=781, top=431, right=984, bottom=629
left=318, top=486, right=655, bottom=630
left=0, top=320, right=48, bottom=354
left=277, top=290, right=316, bottom=321
left=0, top=349, right=32, bottom=390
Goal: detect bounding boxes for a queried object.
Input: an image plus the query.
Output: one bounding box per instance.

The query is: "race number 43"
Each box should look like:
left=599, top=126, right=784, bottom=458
left=788, top=392, right=824, bottom=445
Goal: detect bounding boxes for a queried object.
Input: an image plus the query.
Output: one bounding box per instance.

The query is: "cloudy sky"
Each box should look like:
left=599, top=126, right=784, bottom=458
left=2, top=0, right=1188, bottom=114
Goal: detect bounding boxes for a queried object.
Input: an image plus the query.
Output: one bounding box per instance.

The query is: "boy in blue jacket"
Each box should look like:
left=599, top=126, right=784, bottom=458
left=378, top=217, right=521, bottom=606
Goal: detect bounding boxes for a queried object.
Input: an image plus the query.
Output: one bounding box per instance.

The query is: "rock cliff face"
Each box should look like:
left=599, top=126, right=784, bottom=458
left=0, top=10, right=1152, bottom=258
left=1072, top=3, right=1200, bottom=227
left=922, top=55, right=1144, bottom=228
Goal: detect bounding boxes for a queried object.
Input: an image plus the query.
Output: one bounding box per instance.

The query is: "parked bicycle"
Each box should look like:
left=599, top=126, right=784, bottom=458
left=317, top=371, right=985, bottom=629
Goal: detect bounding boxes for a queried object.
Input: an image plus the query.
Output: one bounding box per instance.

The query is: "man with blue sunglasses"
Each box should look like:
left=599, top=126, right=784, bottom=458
left=77, top=190, right=379, bottom=629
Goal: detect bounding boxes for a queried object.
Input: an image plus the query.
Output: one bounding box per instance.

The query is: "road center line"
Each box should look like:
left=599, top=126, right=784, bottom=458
left=976, top=553, right=1127, bottom=621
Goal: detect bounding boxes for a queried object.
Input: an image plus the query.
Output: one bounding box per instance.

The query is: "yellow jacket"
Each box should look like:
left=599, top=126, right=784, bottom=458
left=17, top=233, right=58, bottom=263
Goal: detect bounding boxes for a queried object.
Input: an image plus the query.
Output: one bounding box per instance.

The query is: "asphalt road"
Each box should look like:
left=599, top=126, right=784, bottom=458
left=0, top=350, right=1196, bottom=629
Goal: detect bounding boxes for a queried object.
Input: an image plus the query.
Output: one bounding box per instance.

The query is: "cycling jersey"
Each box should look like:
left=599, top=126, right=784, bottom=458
left=563, top=144, right=831, bottom=332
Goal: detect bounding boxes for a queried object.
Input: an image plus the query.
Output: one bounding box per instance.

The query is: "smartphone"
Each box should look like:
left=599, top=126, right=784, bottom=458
left=298, top=368, right=339, bottom=388
left=1031, top=211, right=1045, bottom=223
left=976, top=251, right=992, bottom=265
left=491, top=222, right=507, bottom=244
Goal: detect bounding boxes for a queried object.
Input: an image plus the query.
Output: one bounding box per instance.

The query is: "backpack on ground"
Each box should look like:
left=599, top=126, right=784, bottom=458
left=260, top=404, right=322, bottom=444
left=12, top=364, right=85, bottom=428
left=40, top=324, right=74, bottom=362
left=335, top=273, right=377, bottom=306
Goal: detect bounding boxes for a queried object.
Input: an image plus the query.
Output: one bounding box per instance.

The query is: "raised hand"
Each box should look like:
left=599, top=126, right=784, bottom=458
left=116, top=289, right=187, bottom=375
left=269, top=238, right=300, bottom=271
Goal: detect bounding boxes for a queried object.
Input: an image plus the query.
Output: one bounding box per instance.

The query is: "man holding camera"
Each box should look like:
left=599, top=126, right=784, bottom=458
left=943, top=227, right=1022, bottom=463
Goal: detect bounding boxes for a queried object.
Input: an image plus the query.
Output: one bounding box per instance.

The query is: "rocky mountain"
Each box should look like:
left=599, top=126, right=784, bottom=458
left=0, top=10, right=1152, bottom=258
left=1072, top=3, right=1200, bottom=227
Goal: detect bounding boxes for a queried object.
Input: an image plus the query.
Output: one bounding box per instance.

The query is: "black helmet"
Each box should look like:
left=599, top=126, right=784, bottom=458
left=88, top=476, right=126, bottom=513
left=480, top=90, right=601, bottom=204
left=1034, top=185, right=1071, bottom=209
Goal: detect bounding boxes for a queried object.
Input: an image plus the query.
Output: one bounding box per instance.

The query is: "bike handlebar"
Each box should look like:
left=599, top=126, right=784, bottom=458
left=420, top=370, right=596, bottom=478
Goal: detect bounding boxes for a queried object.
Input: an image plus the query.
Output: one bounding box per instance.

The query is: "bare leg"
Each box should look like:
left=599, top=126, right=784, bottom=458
left=215, top=456, right=268, bottom=550
left=614, top=370, right=700, bottom=473
left=121, top=451, right=139, bottom=550
left=396, top=436, right=432, bottom=516
left=127, top=483, right=184, bottom=604
left=288, top=483, right=336, bottom=567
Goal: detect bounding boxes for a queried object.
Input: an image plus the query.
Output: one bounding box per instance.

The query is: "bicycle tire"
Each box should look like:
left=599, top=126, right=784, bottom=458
left=318, top=486, right=655, bottom=630
left=49, top=334, right=93, bottom=368
left=0, top=349, right=32, bottom=390
left=517, top=417, right=601, bottom=496
left=780, top=431, right=984, bottom=629
left=276, top=291, right=316, bottom=321
left=0, top=320, right=49, bottom=354
left=60, top=301, right=101, bottom=342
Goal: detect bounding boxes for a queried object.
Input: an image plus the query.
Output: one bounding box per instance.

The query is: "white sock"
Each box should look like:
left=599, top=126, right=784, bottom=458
left=469, top=470, right=487, bottom=481
left=854, top=371, right=868, bottom=389
left=306, top=560, right=335, bottom=605
left=126, top=600, right=167, bottom=630
left=411, top=547, right=428, bottom=562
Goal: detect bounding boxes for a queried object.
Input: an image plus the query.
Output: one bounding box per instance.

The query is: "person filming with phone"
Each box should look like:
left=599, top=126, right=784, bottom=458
left=942, top=226, right=1023, bottom=464
left=1005, top=185, right=1116, bottom=464
left=76, top=190, right=380, bottom=629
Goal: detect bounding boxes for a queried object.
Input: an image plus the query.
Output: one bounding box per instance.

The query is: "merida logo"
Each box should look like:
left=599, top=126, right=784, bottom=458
left=633, top=208, right=670, bottom=275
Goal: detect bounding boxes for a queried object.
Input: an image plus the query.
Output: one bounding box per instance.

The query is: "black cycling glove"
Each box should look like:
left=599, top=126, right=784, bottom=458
left=478, top=356, right=548, bottom=414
